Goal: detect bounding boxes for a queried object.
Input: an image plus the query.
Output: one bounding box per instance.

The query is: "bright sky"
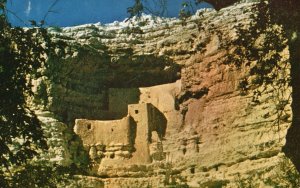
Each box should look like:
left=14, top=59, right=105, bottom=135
left=6, top=0, right=212, bottom=27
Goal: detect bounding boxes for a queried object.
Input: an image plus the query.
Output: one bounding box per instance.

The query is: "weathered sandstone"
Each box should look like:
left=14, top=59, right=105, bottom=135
left=33, top=1, right=294, bottom=187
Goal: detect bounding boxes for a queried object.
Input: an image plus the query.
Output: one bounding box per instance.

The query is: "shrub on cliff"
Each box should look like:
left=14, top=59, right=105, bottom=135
left=0, top=0, right=70, bottom=186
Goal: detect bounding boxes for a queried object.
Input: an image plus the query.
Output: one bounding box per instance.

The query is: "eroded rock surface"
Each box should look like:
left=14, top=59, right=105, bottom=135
left=34, top=1, right=294, bottom=187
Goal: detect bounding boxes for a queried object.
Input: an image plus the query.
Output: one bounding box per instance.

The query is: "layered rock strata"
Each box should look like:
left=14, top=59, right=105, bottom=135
left=35, top=1, right=294, bottom=187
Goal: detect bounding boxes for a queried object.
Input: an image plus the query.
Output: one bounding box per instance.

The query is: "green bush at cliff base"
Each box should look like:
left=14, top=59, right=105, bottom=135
left=0, top=0, right=71, bottom=186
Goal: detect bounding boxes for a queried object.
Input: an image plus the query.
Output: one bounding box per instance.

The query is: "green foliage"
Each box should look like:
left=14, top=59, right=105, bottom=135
left=34, top=80, right=49, bottom=107
left=226, top=1, right=287, bottom=81
left=127, top=0, right=144, bottom=18
left=3, top=159, right=89, bottom=188
left=127, top=0, right=169, bottom=19
left=264, top=157, right=300, bottom=187
left=199, top=179, right=229, bottom=188
left=0, top=1, right=69, bottom=186
left=179, top=1, right=194, bottom=23
left=224, top=1, right=291, bottom=132
left=162, top=162, right=189, bottom=188
left=122, top=26, right=144, bottom=35
left=234, top=173, right=259, bottom=188
left=0, top=11, right=48, bottom=175
left=10, top=163, right=71, bottom=188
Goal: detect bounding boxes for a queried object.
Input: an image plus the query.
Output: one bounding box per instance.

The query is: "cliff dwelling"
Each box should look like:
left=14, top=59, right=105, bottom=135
left=29, top=1, right=296, bottom=187
left=74, top=102, right=167, bottom=173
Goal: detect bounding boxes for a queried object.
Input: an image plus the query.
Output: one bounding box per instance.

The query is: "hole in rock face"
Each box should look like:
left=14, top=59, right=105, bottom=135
left=87, top=123, right=92, bottom=130
left=190, top=167, right=195, bottom=174
left=111, top=128, right=114, bottom=132
left=183, top=148, right=187, bottom=155
left=135, top=110, right=139, bottom=114
left=110, top=153, right=115, bottom=159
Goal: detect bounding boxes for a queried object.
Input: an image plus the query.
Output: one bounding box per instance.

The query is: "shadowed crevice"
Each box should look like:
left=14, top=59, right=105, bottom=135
left=283, top=37, right=300, bottom=172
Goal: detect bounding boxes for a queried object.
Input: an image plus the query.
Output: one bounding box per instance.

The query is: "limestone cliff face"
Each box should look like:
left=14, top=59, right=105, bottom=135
left=35, top=1, right=294, bottom=187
